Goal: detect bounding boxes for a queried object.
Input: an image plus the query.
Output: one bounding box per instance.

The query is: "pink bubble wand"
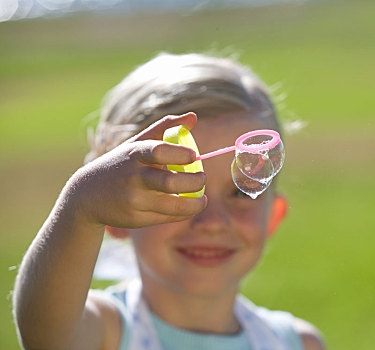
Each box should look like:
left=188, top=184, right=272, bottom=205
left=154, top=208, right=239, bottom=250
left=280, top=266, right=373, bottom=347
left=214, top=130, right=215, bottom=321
left=195, top=129, right=281, bottom=161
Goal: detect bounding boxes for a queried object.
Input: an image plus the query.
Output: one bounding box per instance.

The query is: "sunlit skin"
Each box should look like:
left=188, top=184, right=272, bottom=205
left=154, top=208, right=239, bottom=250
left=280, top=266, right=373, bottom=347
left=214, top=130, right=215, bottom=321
left=13, top=107, right=325, bottom=350
left=128, top=111, right=284, bottom=333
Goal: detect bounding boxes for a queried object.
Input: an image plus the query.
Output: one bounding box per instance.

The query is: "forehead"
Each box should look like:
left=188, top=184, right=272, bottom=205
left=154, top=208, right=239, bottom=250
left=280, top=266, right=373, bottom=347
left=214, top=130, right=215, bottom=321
left=191, top=110, right=277, bottom=154
left=190, top=111, right=278, bottom=192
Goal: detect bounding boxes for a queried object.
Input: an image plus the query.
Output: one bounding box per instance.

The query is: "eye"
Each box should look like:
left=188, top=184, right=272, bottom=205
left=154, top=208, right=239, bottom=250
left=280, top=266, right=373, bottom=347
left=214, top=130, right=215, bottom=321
left=231, top=188, right=249, bottom=199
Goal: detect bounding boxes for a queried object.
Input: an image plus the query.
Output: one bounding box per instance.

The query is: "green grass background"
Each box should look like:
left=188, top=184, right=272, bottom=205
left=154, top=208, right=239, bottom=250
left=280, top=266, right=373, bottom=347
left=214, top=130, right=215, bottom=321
left=1, top=0, right=375, bottom=348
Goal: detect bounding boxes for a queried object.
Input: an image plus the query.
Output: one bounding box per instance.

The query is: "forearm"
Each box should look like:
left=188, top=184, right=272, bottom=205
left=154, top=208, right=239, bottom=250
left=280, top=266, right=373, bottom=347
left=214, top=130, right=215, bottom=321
left=13, top=179, right=105, bottom=350
left=12, top=114, right=207, bottom=349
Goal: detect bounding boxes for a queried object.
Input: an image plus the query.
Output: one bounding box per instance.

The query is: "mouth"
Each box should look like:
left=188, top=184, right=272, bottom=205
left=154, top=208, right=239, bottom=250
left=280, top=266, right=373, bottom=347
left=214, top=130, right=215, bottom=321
left=175, top=246, right=236, bottom=267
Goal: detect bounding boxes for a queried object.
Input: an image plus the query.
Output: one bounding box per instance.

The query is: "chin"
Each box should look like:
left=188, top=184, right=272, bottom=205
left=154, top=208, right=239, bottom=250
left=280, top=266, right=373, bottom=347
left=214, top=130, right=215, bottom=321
left=168, top=273, right=242, bottom=298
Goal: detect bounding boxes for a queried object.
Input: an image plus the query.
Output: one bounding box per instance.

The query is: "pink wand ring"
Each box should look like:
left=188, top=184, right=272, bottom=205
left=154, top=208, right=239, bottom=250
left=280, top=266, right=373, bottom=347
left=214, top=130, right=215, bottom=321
left=235, top=129, right=281, bottom=154
left=194, top=129, right=284, bottom=199
left=196, top=129, right=281, bottom=161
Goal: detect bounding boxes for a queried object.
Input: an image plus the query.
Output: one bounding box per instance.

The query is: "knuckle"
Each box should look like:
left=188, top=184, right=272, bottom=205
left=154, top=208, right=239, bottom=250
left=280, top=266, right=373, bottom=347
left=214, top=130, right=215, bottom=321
left=124, top=189, right=135, bottom=206
left=128, top=145, right=139, bottom=159
left=139, top=167, right=151, bottom=184
left=125, top=189, right=141, bottom=208
left=162, top=115, right=175, bottom=124
left=162, top=173, right=176, bottom=193
left=151, top=143, right=167, bottom=163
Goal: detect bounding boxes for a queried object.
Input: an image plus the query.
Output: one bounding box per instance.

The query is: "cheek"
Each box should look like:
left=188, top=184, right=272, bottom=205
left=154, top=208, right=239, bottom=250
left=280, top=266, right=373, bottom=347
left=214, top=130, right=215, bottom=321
left=129, top=223, right=182, bottom=259
left=238, top=219, right=267, bottom=245
left=229, top=202, right=268, bottom=226
left=228, top=205, right=269, bottom=244
left=129, top=230, right=167, bottom=278
left=129, top=229, right=158, bottom=263
left=229, top=191, right=273, bottom=227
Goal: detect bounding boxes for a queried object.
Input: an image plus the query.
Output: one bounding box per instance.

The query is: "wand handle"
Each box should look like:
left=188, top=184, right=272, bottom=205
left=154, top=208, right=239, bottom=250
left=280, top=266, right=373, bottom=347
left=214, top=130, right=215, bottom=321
left=196, top=146, right=236, bottom=161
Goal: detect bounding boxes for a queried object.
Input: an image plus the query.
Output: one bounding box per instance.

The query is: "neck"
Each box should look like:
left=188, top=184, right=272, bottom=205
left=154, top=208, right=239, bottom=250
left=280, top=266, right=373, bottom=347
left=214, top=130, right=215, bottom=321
left=141, top=278, right=241, bottom=335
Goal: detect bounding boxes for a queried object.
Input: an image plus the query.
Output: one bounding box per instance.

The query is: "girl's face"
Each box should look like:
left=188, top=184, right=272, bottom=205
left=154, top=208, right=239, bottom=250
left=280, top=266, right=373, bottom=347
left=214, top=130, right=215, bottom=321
left=130, top=111, right=277, bottom=297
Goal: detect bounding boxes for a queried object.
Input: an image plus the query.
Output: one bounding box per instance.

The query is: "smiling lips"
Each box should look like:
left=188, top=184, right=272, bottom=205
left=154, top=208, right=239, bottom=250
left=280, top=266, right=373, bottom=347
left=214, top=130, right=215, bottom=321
left=176, top=246, right=236, bottom=267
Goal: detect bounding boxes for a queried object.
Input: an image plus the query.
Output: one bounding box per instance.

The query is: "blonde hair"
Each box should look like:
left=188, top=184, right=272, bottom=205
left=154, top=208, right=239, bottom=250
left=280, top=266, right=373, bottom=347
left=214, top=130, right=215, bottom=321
left=86, top=53, right=280, bottom=163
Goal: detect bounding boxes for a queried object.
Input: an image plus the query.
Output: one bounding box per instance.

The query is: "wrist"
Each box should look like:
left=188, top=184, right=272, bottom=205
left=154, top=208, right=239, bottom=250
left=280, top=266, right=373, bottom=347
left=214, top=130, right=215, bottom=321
left=56, top=170, right=105, bottom=234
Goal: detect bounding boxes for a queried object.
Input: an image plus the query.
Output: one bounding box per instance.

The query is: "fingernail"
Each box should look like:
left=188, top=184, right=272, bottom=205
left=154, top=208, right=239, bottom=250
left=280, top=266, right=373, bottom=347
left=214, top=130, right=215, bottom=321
left=190, top=150, right=197, bottom=162
left=199, top=172, right=206, bottom=185
left=203, top=195, right=208, bottom=208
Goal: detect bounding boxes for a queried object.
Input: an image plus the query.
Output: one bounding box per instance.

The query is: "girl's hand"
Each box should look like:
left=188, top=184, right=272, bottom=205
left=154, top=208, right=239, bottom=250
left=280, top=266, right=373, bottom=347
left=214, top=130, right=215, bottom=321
left=68, top=112, right=207, bottom=229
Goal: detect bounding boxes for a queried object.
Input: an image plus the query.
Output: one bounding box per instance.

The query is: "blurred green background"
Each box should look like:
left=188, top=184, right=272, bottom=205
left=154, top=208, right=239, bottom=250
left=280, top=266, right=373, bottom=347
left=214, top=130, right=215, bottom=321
left=1, top=0, right=374, bottom=348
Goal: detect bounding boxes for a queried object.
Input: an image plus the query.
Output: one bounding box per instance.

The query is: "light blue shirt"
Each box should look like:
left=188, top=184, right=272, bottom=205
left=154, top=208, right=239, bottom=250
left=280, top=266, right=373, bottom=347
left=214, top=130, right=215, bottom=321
left=97, top=284, right=304, bottom=350
left=150, top=310, right=251, bottom=350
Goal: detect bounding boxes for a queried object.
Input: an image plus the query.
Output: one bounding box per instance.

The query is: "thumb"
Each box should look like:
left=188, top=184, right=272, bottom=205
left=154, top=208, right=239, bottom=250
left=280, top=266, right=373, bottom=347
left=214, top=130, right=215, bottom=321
left=129, top=112, right=197, bottom=142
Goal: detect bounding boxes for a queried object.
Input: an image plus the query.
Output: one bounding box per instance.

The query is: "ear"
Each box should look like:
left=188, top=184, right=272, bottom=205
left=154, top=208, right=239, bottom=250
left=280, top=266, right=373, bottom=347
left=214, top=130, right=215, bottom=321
left=105, top=226, right=129, bottom=239
left=267, top=194, right=288, bottom=237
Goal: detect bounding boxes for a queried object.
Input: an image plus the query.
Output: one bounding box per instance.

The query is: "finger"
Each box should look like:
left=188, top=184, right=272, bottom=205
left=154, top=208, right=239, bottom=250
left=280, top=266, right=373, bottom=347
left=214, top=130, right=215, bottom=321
left=129, top=211, right=194, bottom=228
left=143, top=193, right=207, bottom=217
left=130, top=112, right=197, bottom=142
left=137, top=140, right=197, bottom=165
left=141, top=167, right=206, bottom=194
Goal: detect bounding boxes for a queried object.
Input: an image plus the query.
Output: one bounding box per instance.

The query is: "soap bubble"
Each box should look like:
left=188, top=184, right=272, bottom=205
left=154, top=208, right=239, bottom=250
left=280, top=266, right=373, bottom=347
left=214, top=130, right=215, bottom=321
left=231, top=158, right=269, bottom=199
left=235, top=151, right=274, bottom=184
left=167, top=126, right=285, bottom=200
left=267, top=140, right=285, bottom=176
left=231, top=130, right=285, bottom=198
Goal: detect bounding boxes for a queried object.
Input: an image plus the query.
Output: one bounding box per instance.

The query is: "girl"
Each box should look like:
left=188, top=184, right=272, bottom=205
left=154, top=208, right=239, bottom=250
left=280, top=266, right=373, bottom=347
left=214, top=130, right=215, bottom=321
left=13, top=53, right=325, bottom=350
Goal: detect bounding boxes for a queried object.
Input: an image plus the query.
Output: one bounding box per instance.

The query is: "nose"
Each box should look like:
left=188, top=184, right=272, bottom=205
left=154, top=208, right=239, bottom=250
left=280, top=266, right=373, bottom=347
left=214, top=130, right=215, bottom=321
left=189, top=195, right=231, bottom=233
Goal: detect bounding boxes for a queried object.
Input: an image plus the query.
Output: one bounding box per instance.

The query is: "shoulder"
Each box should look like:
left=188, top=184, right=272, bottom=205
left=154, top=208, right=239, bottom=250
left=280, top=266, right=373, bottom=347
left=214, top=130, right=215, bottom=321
left=243, top=300, right=326, bottom=350
left=253, top=306, right=304, bottom=349
left=293, top=317, right=326, bottom=350
left=86, top=289, right=124, bottom=350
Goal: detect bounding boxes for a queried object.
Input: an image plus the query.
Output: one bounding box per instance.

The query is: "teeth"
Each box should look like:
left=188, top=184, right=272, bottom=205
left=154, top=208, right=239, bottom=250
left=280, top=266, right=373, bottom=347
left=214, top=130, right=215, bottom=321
left=181, top=248, right=230, bottom=258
